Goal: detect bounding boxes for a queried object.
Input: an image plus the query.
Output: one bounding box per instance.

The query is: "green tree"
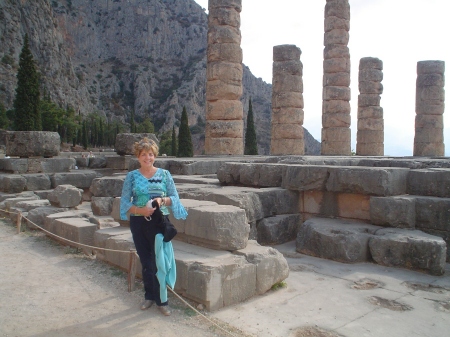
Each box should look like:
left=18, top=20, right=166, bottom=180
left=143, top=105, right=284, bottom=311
left=177, top=106, right=193, bottom=157
left=158, top=130, right=172, bottom=156
left=40, top=94, right=63, bottom=132
left=0, top=102, right=10, bottom=129
left=13, top=34, right=41, bottom=131
left=244, top=98, right=258, bottom=155
left=171, top=126, right=177, bottom=157
left=136, top=117, right=155, bottom=133
left=82, top=120, right=88, bottom=150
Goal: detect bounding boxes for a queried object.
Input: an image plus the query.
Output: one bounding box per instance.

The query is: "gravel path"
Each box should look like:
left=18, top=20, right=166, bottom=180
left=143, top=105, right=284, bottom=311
left=0, top=218, right=250, bottom=337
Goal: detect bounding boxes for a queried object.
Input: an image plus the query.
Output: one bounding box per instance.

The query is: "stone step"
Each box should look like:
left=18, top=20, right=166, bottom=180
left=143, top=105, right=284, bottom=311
left=94, top=227, right=289, bottom=311
left=297, top=217, right=447, bottom=275
left=407, top=168, right=450, bottom=198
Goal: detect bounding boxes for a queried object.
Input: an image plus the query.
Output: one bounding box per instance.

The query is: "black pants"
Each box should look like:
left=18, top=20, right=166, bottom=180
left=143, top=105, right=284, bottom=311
left=130, top=215, right=167, bottom=306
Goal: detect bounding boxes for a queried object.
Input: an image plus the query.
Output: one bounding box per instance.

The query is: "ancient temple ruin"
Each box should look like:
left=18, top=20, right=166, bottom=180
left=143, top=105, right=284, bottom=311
left=321, top=0, right=351, bottom=155
left=356, top=57, right=384, bottom=156
left=205, top=0, right=244, bottom=155
left=414, top=60, right=446, bottom=156
left=271, top=45, right=305, bottom=155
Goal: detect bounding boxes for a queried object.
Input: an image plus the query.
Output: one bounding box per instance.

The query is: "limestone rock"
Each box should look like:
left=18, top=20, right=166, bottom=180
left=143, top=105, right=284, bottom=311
left=6, top=131, right=60, bottom=158
left=115, top=133, right=159, bottom=156
left=48, top=185, right=82, bottom=208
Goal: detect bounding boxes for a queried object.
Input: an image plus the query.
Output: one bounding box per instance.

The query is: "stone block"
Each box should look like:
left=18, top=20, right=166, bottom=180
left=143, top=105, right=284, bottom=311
left=15, top=199, right=51, bottom=212
left=270, top=139, right=305, bottom=155
left=208, top=7, right=240, bottom=27
left=115, top=133, right=159, bottom=156
left=296, top=218, right=381, bottom=263
left=88, top=156, right=107, bottom=169
left=417, top=73, right=444, bottom=87
left=359, top=81, right=383, bottom=94
left=325, top=0, right=350, bottom=20
left=234, top=240, right=289, bottom=294
left=356, top=130, right=384, bottom=143
left=321, top=127, right=351, bottom=142
left=370, top=196, right=416, bottom=228
left=414, top=128, right=444, bottom=143
left=206, top=100, right=243, bottom=120
left=359, top=57, right=383, bottom=70
left=91, top=196, right=114, bottom=216
left=415, top=196, right=450, bottom=232
left=182, top=204, right=249, bottom=250
left=26, top=206, right=69, bottom=230
left=207, top=61, right=242, bottom=85
left=207, top=25, right=241, bottom=44
left=205, top=120, right=243, bottom=138
left=170, top=199, right=219, bottom=234
left=76, top=157, right=89, bottom=168
left=51, top=171, right=98, bottom=189
left=111, top=197, right=121, bottom=222
left=204, top=137, right=243, bottom=155
left=359, top=68, right=383, bottom=82
left=106, top=156, right=130, bottom=170
left=273, top=44, right=301, bottom=62
left=90, top=176, right=125, bottom=197
left=416, top=102, right=445, bottom=115
left=369, top=228, right=447, bottom=275
left=48, top=185, right=82, bottom=208
left=357, top=118, right=384, bottom=131
left=417, top=60, right=445, bottom=74
left=282, top=165, right=329, bottom=191
left=94, top=229, right=137, bottom=272
left=23, top=173, right=51, bottom=191
left=207, top=43, right=242, bottom=63
left=323, top=86, right=351, bottom=101
left=356, top=142, right=384, bottom=156
left=206, top=79, right=242, bottom=101
left=323, top=72, right=351, bottom=86
left=43, top=209, right=93, bottom=233
left=358, top=94, right=381, bottom=107
left=326, top=166, right=408, bottom=196
left=337, top=193, right=371, bottom=220
left=272, top=91, right=304, bottom=109
left=323, top=45, right=349, bottom=60
left=415, top=114, right=444, bottom=129
left=324, top=16, right=350, bottom=32
left=271, top=123, right=304, bottom=140
left=272, top=60, right=303, bottom=76
left=256, top=214, right=301, bottom=245
left=1, top=175, right=26, bottom=193
left=52, top=217, right=97, bottom=250
left=321, top=141, right=351, bottom=155
left=407, top=169, right=450, bottom=198
left=272, top=74, right=303, bottom=93
left=357, top=106, right=383, bottom=119
left=271, top=108, right=304, bottom=125
left=35, top=158, right=76, bottom=173
left=209, top=0, right=242, bottom=13
left=324, top=29, right=349, bottom=45
left=323, top=58, right=350, bottom=73
left=0, top=158, right=28, bottom=174
left=322, top=112, right=351, bottom=128
left=413, top=142, right=445, bottom=157
left=6, top=131, right=60, bottom=157
left=416, top=86, right=445, bottom=103
left=1, top=194, right=39, bottom=210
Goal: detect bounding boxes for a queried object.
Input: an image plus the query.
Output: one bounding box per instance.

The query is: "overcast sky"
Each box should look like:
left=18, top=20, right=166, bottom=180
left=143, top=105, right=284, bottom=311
left=193, top=0, right=449, bottom=156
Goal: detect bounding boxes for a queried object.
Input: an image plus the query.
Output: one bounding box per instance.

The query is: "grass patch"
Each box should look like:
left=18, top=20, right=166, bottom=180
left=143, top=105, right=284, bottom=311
left=271, top=281, right=287, bottom=291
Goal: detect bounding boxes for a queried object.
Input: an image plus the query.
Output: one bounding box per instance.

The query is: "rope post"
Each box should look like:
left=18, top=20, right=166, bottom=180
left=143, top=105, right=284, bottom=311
left=128, top=249, right=137, bottom=292
left=16, top=212, right=22, bottom=234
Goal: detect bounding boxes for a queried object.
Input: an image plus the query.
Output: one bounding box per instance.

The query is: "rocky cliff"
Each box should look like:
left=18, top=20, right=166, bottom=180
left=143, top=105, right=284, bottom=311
left=0, top=0, right=319, bottom=155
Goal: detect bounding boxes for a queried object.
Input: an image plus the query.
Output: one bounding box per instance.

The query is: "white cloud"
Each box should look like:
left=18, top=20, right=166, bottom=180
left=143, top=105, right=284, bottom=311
left=194, top=0, right=449, bottom=156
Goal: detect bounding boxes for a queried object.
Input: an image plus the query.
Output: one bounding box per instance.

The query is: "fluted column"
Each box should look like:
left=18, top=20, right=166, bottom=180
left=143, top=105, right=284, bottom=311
left=356, top=57, right=384, bottom=156
left=205, top=0, right=244, bottom=155
left=414, top=61, right=445, bottom=156
left=270, top=45, right=304, bottom=155
left=321, top=0, right=351, bottom=155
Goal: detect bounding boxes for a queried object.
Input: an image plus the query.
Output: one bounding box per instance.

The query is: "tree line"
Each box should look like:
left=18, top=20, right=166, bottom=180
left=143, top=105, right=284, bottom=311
left=1, top=34, right=258, bottom=157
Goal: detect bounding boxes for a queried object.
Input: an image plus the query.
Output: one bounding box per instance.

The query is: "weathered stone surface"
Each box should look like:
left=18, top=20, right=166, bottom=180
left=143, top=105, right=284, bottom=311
left=325, top=0, right=350, bottom=21
left=270, top=139, right=305, bottom=156
left=91, top=196, right=114, bottom=216
left=358, top=94, right=381, bottom=107
left=370, top=196, right=416, bottom=228
left=48, top=184, right=82, bottom=208
left=323, top=45, right=349, bottom=60
left=415, top=196, right=450, bottom=232
left=0, top=174, right=26, bottom=193
left=356, top=143, right=384, bottom=156
left=256, top=214, right=301, bottom=245
left=90, top=176, right=126, bottom=198
left=359, top=81, right=383, bottom=94
left=357, top=106, right=383, bottom=119
left=6, top=131, right=60, bottom=157
left=273, top=44, right=301, bottom=62
left=94, top=229, right=137, bottom=272
left=272, top=74, right=303, bottom=93
left=206, top=79, right=243, bottom=101
left=357, top=118, right=384, bottom=131
left=324, top=30, right=349, bottom=45
left=105, top=156, right=130, bottom=170
left=23, top=173, right=51, bottom=191
left=207, top=43, right=243, bottom=63
left=234, top=240, right=289, bottom=294
left=413, top=142, right=445, bottom=157
left=207, top=25, right=241, bottom=44
left=26, top=206, right=69, bottom=230
left=50, top=171, right=98, bottom=189
left=271, top=123, right=304, bottom=139
left=407, top=169, right=450, bottom=198
left=282, top=165, right=329, bottom=191
left=271, top=108, right=304, bottom=125
left=359, top=57, right=383, bottom=70
left=206, top=100, right=243, bottom=120
left=324, top=16, right=350, bottom=32
left=322, top=112, right=351, bottom=128
left=417, top=60, right=445, bottom=74
left=415, top=114, right=444, bottom=129
left=359, top=68, right=383, bottom=82
left=323, top=86, right=351, bottom=101
left=182, top=204, right=249, bottom=250
left=32, top=158, right=75, bottom=173
left=15, top=199, right=51, bottom=212
left=51, top=217, right=97, bottom=252
left=88, top=156, right=107, bottom=169
left=323, top=58, right=351, bottom=73
left=320, top=141, right=351, bottom=156
left=0, top=158, right=28, bottom=174
left=44, top=209, right=94, bottom=233
left=209, top=7, right=240, bottom=27
left=217, top=162, right=284, bottom=188
left=205, top=120, right=243, bottom=138
left=369, top=228, right=447, bottom=275
left=322, top=100, right=351, bottom=114
left=204, top=137, right=243, bottom=155
left=115, top=133, right=159, bottom=156
left=326, top=167, right=408, bottom=196
left=296, top=218, right=382, bottom=263
left=356, top=130, right=384, bottom=144
left=272, top=60, right=303, bottom=76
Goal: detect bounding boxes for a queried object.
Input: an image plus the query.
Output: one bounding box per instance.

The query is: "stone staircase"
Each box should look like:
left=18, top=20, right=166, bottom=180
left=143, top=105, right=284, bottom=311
left=1, top=152, right=450, bottom=309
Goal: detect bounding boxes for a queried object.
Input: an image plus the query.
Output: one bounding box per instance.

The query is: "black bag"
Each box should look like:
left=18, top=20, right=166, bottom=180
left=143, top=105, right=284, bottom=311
left=147, top=199, right=177, bottom=242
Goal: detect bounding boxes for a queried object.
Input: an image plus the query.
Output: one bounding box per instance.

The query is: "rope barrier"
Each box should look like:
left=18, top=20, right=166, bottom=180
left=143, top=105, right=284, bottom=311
left=1, top=207, right=240, bottom=337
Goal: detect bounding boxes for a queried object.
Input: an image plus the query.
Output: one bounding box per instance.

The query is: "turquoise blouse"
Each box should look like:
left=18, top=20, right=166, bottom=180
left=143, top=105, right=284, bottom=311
left=120, top=168, right=188, bottom=221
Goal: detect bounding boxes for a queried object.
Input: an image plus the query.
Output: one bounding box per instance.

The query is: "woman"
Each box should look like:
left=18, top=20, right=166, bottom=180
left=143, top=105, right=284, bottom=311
left=120, top=137, right=187, bottom=316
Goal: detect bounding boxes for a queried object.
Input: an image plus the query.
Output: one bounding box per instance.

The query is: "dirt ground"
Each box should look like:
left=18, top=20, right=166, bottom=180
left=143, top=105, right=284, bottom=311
left=0, top=218, right=251, bottom=337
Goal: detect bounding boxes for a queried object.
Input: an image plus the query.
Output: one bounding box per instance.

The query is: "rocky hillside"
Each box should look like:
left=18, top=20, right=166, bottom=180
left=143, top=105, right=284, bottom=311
left=0, top=0, right=319, bottom=155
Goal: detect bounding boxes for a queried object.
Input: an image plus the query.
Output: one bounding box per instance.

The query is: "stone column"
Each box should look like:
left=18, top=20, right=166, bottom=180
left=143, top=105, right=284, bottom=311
left=356, top=57, right=384, bottom=156
left=270, top=45, right=304, bottom=155
left=321, top=0, right=351, bottom=155
left=414, top=61, right=445, bottom=156
left=205, top=0, right=244, bottom=155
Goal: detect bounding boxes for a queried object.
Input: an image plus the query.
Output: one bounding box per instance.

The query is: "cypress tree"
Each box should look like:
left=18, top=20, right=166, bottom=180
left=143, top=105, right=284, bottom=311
left=244, top=98, right=258, bottom=155
left=177, top=106, right=193, bottom=157
left=171, top=126, right=177, bottom=157
left=0, top=102, right=10, bottom=129
left=13, top=34, right=41, bottom=131
left=82, top=120, right=88, bottom=150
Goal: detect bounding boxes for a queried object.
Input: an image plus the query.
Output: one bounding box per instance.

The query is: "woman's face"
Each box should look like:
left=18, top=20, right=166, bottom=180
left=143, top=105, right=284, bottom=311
left=138, top=150, right=155, bottom=168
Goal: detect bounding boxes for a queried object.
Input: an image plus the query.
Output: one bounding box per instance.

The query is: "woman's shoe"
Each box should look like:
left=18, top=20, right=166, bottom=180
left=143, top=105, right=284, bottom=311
left=140, top=300, right=154, bottom=310
left=158, top=305, right=171, bottom=316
